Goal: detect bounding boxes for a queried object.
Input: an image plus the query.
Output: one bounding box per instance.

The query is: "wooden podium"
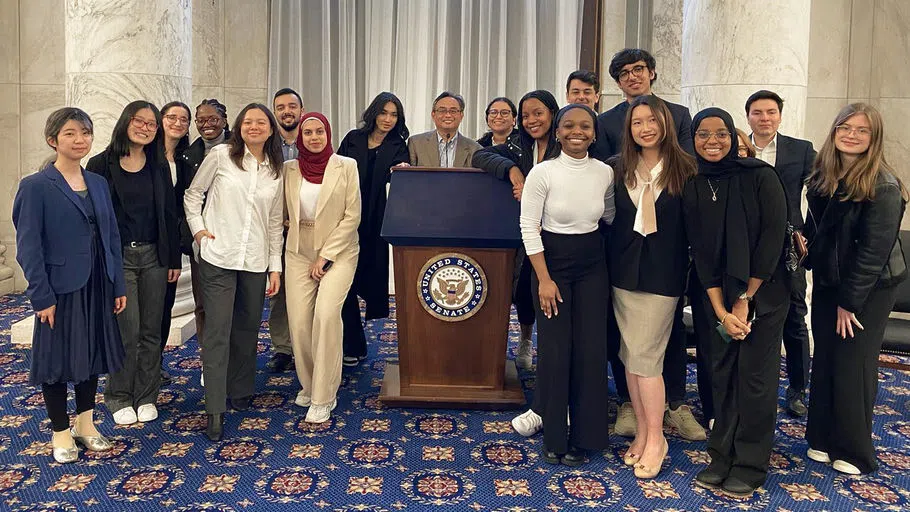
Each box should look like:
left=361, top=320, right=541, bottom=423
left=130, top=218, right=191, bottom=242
left=378, top=167, right=526, bottom=409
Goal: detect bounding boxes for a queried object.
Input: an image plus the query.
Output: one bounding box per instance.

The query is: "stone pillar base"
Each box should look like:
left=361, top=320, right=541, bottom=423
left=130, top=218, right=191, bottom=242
left=11, top=313, right=197, bottom=348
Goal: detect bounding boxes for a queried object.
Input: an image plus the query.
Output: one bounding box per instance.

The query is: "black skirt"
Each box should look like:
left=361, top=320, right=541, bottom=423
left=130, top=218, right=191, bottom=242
left=29, top=194, right=124, bottom=385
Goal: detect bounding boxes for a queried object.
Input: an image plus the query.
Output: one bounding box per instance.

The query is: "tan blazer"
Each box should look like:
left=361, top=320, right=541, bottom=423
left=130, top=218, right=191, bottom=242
left=283, top=154, right=361, bottom=261
left=407, top=130, right=482, bottom=167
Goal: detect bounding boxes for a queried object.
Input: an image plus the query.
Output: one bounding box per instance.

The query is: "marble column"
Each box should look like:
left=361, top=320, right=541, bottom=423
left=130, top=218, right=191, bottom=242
left=681, top=0, right=811, bottom=137
left=63, top=0, right=196, bottom=345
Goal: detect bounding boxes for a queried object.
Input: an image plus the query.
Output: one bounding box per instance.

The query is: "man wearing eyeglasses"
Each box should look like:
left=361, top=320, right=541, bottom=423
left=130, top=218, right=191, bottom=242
left=594, top=48, right=706, bottom=445
left=745, top=89, right=817, bottom=419
left=408, top=91, right=481, bottom=168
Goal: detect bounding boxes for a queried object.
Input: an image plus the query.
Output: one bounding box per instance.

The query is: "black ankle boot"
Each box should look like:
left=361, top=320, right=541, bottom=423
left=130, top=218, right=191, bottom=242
left=206, top=414, right=223, bottom=442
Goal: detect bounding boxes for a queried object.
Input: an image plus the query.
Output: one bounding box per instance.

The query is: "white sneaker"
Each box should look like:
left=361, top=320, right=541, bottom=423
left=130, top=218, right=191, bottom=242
left=708, top=418, right=715, bottom=431
left=112, top=407, right=138, bottom=425
left=295, top=390, right=312, bottom=407
left=806, top=448, right=831, bottom=463
left=304, top=399, right=337, bottom=423
left=136, top=404, right=158, bottom=423
left=833, top=459, right=862, bottom=475
left=511, top=409, right=542, bottom=437
left=200, top=373, right=205, bottom=386
left=515, top=339, right=533, bottom=369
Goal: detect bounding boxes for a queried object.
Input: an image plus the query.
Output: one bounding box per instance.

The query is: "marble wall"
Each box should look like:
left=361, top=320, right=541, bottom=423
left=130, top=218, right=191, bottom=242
left=191, top=0, right=269, bottom=136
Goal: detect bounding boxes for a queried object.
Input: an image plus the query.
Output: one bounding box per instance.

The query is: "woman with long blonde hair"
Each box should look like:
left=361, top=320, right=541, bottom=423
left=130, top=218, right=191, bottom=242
left=804, top=103, right=907, bottom=475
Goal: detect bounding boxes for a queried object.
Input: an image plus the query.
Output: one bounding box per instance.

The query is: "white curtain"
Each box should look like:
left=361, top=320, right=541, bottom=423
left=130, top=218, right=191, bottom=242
left=269, top=0, right=585, bottom=144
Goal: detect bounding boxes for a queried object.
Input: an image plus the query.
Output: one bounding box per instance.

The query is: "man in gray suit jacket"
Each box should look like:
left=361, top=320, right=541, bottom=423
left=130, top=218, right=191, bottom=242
left=408, top=91, right=481, bottom=168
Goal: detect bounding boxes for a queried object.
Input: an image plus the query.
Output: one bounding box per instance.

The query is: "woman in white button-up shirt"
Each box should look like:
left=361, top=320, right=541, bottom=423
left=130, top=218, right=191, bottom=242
left=184, top=103, right=285, bottom=442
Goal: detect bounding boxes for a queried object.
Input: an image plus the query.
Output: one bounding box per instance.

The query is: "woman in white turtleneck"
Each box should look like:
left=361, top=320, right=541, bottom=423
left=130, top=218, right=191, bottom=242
left=518, top=104, right=615, bottom=466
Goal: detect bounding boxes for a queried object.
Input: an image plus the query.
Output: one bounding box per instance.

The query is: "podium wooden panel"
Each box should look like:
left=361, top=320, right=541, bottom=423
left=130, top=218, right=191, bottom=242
left=378, top=168, right=526, bottom=409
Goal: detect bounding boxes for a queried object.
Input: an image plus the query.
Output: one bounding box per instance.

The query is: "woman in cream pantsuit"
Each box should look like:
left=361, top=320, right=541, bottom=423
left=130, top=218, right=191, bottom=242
left=284, top=112, right=361, bottom=424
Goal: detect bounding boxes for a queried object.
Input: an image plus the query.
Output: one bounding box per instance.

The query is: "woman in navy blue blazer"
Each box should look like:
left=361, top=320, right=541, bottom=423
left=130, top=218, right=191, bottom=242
left=13, top=107, right=127, bottom=464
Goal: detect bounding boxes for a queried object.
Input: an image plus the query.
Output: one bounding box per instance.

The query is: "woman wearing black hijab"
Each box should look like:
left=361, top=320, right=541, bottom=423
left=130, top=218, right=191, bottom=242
left=472, top=90, right=561, bottom=438
left=682, top=107, right=789, bottom=498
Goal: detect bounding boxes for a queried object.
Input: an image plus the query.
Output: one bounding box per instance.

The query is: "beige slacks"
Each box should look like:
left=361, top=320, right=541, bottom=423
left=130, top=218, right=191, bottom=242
left=285, top=222, right=357, bottom=406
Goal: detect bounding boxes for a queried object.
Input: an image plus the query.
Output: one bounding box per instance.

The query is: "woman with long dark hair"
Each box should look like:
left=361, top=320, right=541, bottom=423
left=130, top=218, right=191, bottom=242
left=86, top=101, right=181, bottom=426
left=477, top=97, right=518, bottom=147
left=683, top=108, right=789, bottom=498
left=520, top=103, right=614, bottom=464
left=159, top=101, right=192, bottom=383
left=610, top=95, right=696, bottom=478
left=184, top=103, right=285, bottom=441
left=337, top=92, right=409, bottom=366
left=14, top=107, right=127, bottom=463
left=804, top=103, right=907, bottom=475
left=472, top=90, right=561, bottom=438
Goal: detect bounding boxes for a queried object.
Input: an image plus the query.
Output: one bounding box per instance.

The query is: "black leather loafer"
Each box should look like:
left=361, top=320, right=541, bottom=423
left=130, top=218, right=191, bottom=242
left=206, top=414, right=224, bottom=442
left=230, top=397, right=251, bottom=411
left=561, top=446, right=586, bottom=466
left=695, top=468, right=726, bottom=490
left=542, top=445, right=561, bottom=465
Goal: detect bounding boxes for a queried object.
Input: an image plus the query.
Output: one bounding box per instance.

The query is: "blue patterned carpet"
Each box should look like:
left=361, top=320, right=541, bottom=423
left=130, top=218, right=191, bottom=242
left=0, top=292, right=907, bottom=511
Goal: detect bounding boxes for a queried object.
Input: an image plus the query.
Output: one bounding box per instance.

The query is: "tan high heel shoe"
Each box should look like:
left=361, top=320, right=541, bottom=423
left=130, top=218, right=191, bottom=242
left=634, top=438, right=668, bottom=479
left=622, top=449, right=641, bottom=466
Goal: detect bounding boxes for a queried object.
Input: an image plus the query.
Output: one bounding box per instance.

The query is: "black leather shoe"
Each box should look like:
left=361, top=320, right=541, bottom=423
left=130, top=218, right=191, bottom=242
left=266, top=353, right=293, bottom=373
left=721, top=476, right=757, bottom=498
left=542, top=446, right=561, bottom=465
left=786, top=391, right=808, bottom=417
left=561, top=446, right=586, bottom=467
left=230, top=397, right=251, bottom=411
left=695, top=468, right=726, bottom=490
left=160, top=369, right=172, bottom=386
left=206, top=414, right=223, bottom=442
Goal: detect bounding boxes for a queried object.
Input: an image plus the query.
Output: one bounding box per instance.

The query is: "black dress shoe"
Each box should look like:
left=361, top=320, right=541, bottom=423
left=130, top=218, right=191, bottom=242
left=206, top=414, right=223, bottom=442
left=721, top=476, right=757, bottom=498
left=160, top=369, right=172, bottom=386
left=266, top=353, right=293, bottom=373
left=561, top=446, right=586, bottom=467
left=786, top=391, right=808, bottom=417
left=230, top=397, right=251, bottom=411
left=695, top=467, right=727, bottom=490
left=541, top=445, right=562, bottom=465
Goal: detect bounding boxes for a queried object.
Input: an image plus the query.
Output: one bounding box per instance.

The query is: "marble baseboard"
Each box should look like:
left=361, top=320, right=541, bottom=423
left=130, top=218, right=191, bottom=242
left=12, top=312, right=196, bottom=348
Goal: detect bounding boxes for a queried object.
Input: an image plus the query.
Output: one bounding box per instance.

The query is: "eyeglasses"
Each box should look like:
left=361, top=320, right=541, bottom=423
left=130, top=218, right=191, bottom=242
left=695, top=130, right=732, bottom=141
left=196, top=116, right=223, bottom=126
left=618, top=65, right=648, bottom=82
left=835, top=125, right=872, bottom=137
left=487, top=109, right=513, bottom=118
left=163, top=114, right=190, bottom=126
left=130, top=117, right=158, bottom=131
left=434, top=108, right=463, bottom=116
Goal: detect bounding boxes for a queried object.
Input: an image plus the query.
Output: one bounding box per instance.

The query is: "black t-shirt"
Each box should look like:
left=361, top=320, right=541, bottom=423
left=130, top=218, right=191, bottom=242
left=116, top=164, right=157, bottom=243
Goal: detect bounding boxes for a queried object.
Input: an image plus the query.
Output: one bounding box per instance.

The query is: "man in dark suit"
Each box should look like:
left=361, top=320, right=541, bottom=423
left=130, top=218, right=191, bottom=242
left=594, top=48, right=693, bottom=159
left=594, top=48, right=705, bottom=442
left=746, top=90, right=817, bottom=418
left=408, top=91, right=481, bottom=168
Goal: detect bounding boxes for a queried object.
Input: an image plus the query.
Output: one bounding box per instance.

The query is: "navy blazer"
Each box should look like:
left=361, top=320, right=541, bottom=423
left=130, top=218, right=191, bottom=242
left=13, top=165, right=126, bottom=311
left=593, top=98, right=694, bottom=160
left=765, top=134, right=816, bottom=228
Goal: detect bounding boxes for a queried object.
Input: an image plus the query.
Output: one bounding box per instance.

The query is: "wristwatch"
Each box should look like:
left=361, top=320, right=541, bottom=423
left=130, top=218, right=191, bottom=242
left=737, top=292, right=753, bottom=303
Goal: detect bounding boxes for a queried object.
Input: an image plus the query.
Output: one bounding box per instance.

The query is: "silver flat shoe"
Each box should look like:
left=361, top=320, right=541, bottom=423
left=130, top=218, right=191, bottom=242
left=71, top=429, right=113, bottom=452
left=53, top=445, right=79, bottom=464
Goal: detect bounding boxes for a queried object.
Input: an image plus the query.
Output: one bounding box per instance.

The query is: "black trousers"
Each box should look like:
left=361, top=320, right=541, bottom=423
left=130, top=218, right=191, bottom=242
left=607, top=296, right=688, bottom=405
left=782, top=267, right=810, bottom=394
left=43, top=377, right=98, bottom=432
left=807, top=284, right=896, bottom=474
left=161, top=279, right=177, bottom=352
left=198, top=258, right=267, bottom=414
left=515, top=254, right=535, bottom=326
left=703, top=276, right=788, bottom=488
left=532, top=231, right=610, bottom=454
left=688, top=274, right=715, bottom=420
left=341, top=290, right=367, bottom=358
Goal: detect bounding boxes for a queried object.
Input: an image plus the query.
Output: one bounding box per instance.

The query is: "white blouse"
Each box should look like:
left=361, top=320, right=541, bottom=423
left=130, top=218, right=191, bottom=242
left=184, top=144, right=284, bottom=273
left=298, top=179, right=322, bottom=221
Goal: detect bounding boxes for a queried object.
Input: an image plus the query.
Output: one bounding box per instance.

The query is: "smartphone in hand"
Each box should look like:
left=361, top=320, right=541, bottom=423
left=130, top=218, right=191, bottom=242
left=322, top=260, right=333, bottom=272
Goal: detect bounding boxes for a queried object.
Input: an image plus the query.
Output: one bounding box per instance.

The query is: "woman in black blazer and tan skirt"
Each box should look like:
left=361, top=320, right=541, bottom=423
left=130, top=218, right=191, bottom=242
left=609, top=95, right=696, bottom=479
left=284, top=112, right=361, bottom=424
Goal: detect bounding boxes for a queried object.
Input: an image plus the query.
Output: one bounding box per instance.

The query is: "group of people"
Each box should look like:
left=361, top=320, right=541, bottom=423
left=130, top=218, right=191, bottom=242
left=13, top=46, right=905, bottom=500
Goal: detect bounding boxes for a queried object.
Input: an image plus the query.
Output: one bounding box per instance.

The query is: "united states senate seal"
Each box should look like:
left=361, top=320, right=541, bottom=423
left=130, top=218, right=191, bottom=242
left=418, top=253, right=488, bottom=322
